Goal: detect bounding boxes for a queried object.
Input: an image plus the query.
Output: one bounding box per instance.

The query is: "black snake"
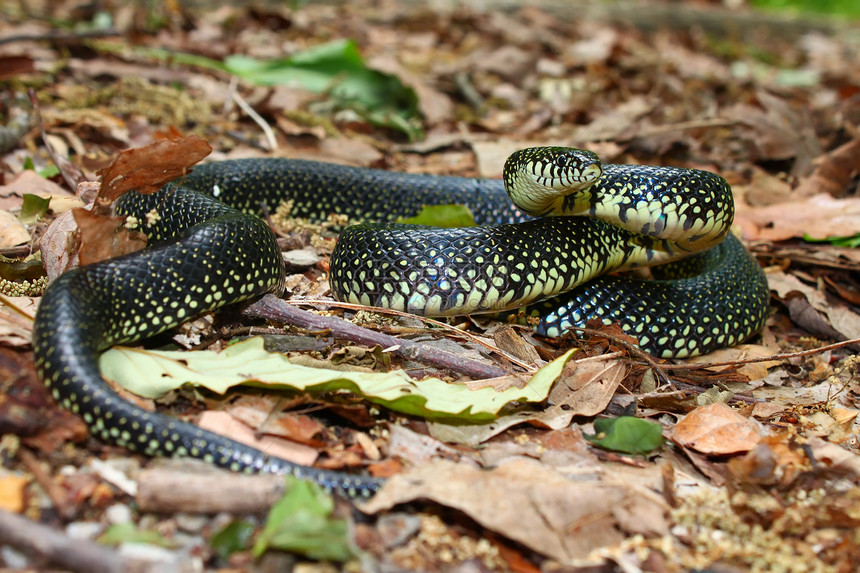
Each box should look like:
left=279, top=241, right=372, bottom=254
left=32, top=147, right=769, bottom=496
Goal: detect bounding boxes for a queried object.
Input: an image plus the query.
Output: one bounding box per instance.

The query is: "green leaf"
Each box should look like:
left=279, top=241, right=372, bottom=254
left=18, top=194, right=50, bottom=224
left=252, top=477, right=353, bottom=562
left=38, top=164, right=61, bottom=178
left=100, top=337, right=575, bottom=423
left=210, top=520, right=256, bottom=561
left=397, top=204, right=477, bottom=228
left=91, top=39, right=422, bottom=138
left=98, top=522, right=174, bottom=547
left=803, top=232, right=860, bottom=248
left=585, top=416, right=664, bottom=455
left=750, top=0, right=860, bottom=18
left=223, top=40, right=421, bottom=139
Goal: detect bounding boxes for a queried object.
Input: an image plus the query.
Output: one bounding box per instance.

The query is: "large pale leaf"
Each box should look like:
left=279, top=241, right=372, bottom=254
left=100, top=337, right=575, bottom=422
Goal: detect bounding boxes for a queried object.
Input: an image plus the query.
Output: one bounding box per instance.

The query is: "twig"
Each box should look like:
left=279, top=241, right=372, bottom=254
left=288, top=298, right=535, bottom=372
left=0, top=508, right=129, bottom=573
left=28, top=89, right=83, bottom=192
left=228, top=77, right=278, bottom=151
left=657, top=337, right=860, bottom=371
left=137, top=465, right=285, bottom=513
left=561, top=326, right=670, bottom=385
left=635, top=118, right=738, bottom=137
left=244, top=295, right=509, bottom=379
left=0, top=28, right=120, bottom=46
left=0, top=246, right=34, bottom=259
left=17, top=449, right=74, bottom=520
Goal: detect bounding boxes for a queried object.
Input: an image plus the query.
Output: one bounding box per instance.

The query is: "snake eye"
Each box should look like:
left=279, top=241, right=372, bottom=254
left=554, top=154, right=569, bottom=168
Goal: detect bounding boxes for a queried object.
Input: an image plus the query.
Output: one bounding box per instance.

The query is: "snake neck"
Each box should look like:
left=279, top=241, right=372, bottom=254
left=553, top=165, right=735, bottom=254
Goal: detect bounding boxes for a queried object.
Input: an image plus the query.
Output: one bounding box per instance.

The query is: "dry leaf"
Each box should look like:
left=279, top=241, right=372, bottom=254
left=0, top=170, right=75, bottom=211
left=736, top=193, right=860, bottom=241
left=197, top=411, right=318, bottom=467
left=226, top=398, right=327, bottom=447
left=73, top=208, right=147, bottom=267
left=768, top=271, right=860, bottom=340
left=794, top=138, right=860, bottom=198
left=670, top=402, right=762, bottom=455
left=360, top=458, right=668, bottom=563
left=727, top=434, right=809, bottom=486
left=96, top=135, right=212, bottom=202
left=428, top=356, right=626, bottom=446
left=805, top=437, right=860, bottom=479
left=0, top=210, right=29, bottom=248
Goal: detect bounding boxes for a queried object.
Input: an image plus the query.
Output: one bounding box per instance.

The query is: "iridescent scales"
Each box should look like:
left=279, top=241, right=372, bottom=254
left=32, top=147, right=768, bottom=499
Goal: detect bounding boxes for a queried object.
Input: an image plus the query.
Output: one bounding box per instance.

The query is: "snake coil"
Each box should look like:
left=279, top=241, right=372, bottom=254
left=32, top=148, right=769, bottom=496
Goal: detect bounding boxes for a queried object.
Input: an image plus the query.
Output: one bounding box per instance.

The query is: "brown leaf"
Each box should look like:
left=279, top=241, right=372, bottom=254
left=806, top=436, right=860, bottom=479
left=547, top=356, right=626, bottom=417
left=768, top=270, right=860, bottom=341
left=73, top=208, right=147, bottom=267
left=493, top=325, right=541, bottom=364
left=727, top=434, right=809, bottom=486
left=0, top=55, right=35, bottom=81
left=735, top=193, right=860, bottom=241
left=794, top=138, right=860, bottom=198
left=0, top=170, right=76, bottom=211
left=0, top=297, right=36, bottom=347
left=733, top=166, right=794, bottom=207
left=96, top=134, right=212, bottom=203
left=0, top=209, right=29, bottom=248
left=670, top=402, right=761, bottom=455
left=227, top=399, right=327, bottom=447
left=197, top=410, right=319, bottom=466
left=726, top=90, right=822, bottom=176
left=580, top=97, right=653, bottom=142
left=429, top=355, right=626, bottom=447
left=360, top=458, right=668, bottom=563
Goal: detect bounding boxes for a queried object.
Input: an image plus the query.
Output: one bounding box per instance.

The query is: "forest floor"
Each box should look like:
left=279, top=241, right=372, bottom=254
left=0, top=1, right=859, bottom=571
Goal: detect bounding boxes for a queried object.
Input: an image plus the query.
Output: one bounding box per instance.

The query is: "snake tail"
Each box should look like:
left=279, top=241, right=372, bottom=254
left=32, top=185, right=383, bottom=497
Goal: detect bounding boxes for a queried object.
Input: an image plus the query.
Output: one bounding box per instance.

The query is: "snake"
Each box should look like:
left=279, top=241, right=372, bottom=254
left=31, top=147, right=769, bottom=497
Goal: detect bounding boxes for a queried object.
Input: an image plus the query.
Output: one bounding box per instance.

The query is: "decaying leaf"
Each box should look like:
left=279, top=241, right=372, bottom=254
left=197, top=411, right=319, bottom=467
left=360, top=458, right=668, bottom=563
left=73, top=208, right=147, bottom=266
left=427, top=355, right=626, bottom=446
left=670, top=402, right=762, bottom=455
left=96, top=134, right=212, bottom=202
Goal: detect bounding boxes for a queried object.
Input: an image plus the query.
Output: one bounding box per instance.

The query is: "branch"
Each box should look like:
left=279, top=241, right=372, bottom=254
left=243, top=295, right=509, bottom=379
left=0, top=509, right=129, bottom=573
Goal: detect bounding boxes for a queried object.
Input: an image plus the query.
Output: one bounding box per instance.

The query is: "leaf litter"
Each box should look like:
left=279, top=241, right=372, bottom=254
left=0, top=0, right=859, bottom=571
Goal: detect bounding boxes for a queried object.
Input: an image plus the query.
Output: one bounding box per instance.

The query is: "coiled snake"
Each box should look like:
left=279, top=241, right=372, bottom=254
left=32, top=147, right=769, bottom=497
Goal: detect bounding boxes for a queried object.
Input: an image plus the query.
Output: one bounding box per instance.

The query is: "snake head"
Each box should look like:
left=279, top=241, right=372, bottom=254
left=504, top=147, right=603, bottom=216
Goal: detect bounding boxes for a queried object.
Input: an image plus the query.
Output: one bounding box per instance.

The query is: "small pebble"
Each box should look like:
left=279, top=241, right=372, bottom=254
left=66, top=521, right=104, bottom=540
left=377, top=513, right=422, bottom=548
left=105, top=503, right=133, bottom=525
left=282, top=248, right=320, bottom=267
left=118, top=542, right=192, bottom=568
left=175, top=513, right=209, bottom=534
left=1, top=545, right=30, bottom=568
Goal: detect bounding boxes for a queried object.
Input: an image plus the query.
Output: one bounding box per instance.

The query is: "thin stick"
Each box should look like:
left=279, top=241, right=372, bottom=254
left=0, top=508, right=128, bottom=573
left=244, top=295, right=509, bottom=379
left=29, top=89, right=82, bottom=192
left=288, top=298, right=536, bottom=372
left=229, top=78, right=278, bottom=151
left=561, top=326, right=670, bottom=385
left=658, top=337, right=860, bottom=371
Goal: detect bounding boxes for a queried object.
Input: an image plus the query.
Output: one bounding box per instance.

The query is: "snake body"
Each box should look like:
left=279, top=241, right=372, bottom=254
left=32, top=148, right=769, bottom=497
